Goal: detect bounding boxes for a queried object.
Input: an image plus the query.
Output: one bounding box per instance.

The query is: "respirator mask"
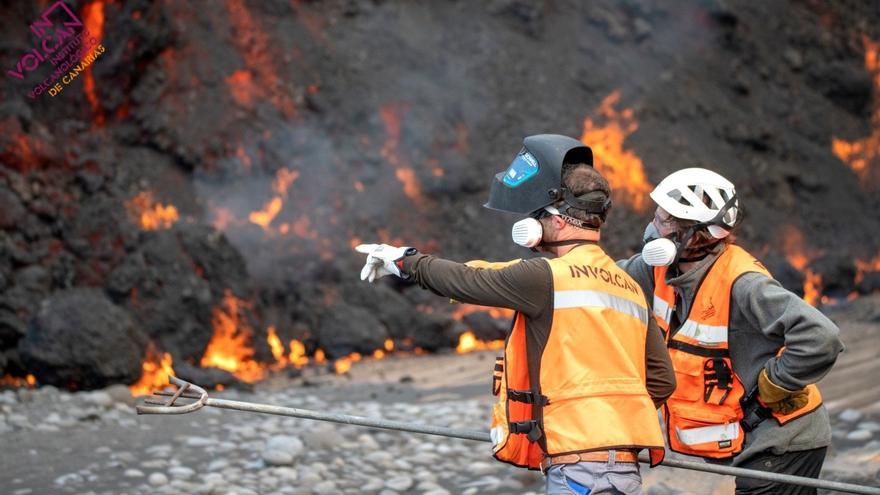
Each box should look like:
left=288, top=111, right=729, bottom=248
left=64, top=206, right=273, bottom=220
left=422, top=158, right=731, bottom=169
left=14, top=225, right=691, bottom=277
left=511, top=192, right=609, bottom=251
left=641, top=194, right=740, bottom=267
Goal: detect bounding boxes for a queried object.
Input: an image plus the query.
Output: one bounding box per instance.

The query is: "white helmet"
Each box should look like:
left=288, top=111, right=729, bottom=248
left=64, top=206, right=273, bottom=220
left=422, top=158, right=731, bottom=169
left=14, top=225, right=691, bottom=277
left=649, top=168, right=738, bottom=239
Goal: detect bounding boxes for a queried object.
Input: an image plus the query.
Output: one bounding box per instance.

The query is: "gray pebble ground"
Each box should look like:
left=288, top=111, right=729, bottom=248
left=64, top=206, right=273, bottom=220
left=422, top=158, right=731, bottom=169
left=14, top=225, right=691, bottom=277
left=1, top=358, right=878, bottom=495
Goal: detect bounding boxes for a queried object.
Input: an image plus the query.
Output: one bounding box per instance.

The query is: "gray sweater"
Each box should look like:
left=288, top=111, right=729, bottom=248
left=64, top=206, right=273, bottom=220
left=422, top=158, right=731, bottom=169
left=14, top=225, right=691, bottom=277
left=619, top=244, right=845, bottom=465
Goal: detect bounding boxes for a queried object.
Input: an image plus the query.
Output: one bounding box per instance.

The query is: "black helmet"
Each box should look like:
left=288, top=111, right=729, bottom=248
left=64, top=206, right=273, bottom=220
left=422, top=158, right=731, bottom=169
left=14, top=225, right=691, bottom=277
left=484, top=134, right=598, bottom=215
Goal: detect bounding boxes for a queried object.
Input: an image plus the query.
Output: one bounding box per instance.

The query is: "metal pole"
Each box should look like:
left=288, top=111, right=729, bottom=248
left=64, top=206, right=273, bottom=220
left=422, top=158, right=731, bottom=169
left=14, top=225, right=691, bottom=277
left=197, top=397, right=880, bottom=495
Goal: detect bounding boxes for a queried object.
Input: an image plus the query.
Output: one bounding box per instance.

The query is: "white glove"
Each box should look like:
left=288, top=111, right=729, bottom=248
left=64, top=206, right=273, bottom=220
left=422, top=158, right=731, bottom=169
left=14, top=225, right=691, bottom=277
left=354, top=244, right=417, bottom=283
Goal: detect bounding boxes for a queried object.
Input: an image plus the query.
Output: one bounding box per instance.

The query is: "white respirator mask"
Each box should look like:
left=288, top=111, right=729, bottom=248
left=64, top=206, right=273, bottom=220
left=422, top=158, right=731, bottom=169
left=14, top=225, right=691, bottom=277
left=511, top=217, right=544, bottom=248
left=641, top=221, right=678, bottom=267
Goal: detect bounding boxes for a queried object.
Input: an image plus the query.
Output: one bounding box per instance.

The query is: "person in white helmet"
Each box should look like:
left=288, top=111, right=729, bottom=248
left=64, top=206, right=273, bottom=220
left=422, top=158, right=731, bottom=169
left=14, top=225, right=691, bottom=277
left=619, top=168, right=845, bottom=495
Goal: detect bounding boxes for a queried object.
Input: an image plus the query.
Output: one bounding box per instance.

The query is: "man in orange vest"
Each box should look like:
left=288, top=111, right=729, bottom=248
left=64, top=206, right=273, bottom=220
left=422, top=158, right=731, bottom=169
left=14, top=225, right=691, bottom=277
left=619, top=168, right=845, bottom=494
left=356, top=134, right=676, bottom=494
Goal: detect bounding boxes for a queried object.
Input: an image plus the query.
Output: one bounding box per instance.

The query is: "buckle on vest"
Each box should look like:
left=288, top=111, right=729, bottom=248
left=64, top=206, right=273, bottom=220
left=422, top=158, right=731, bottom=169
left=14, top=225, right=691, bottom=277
left=703, top=358, right=733, bottom=405
left=740, top=386, right=772, bottom=432
left=508, top=389, right=549, bottom=406
left=509, top=420, right=543, bottom=442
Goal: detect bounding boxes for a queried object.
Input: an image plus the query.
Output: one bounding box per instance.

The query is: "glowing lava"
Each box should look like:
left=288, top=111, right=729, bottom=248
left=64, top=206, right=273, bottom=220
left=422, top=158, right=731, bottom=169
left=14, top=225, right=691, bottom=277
left=832, top=36, right=880, bottom=189
left=380, top=104, right=424, bottom=204
left=81, top=1, right=105, bottom=126
left=580, top=91, right=653, bottom=211
left=129, top=346, right=173, bottom=396
left=450, top=305, right=511, bottom=353
left=780, top=225, right=824, bottom=306
left=200, top=291, right=266, bottom=383
left=125, top=192, right=179, bottom=230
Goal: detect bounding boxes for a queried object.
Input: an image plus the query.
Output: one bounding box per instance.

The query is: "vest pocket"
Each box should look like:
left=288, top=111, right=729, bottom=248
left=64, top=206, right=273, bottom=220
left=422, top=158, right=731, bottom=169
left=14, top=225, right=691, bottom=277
left=669, top=406, right=743, bottom=456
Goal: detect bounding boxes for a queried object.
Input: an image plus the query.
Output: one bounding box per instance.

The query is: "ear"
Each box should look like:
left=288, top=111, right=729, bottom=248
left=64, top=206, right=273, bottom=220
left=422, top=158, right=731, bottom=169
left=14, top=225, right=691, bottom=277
left=551, top=215, right=567, bottom=230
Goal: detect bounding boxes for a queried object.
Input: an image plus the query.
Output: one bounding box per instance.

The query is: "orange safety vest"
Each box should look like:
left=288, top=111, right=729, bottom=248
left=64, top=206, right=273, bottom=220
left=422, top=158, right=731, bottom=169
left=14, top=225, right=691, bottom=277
left=653, top=245, right=823, bottom=459
left=490, top=244, right=665, bottom=470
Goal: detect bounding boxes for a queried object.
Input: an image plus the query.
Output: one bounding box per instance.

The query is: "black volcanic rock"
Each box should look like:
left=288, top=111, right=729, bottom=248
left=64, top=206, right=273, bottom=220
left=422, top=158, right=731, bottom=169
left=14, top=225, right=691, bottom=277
left=315, top=304, right=388, bottom=359
left=463, top=311, right=508, bottom=342
left=18, top=288, right=148, bottom=390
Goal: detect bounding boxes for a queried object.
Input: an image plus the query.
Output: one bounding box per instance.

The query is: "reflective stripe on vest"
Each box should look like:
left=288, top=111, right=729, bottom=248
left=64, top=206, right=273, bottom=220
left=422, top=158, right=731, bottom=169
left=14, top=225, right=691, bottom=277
left=677, top=320, right=728, bottom=346
left=653, top=295, right=672, bottom=326
left=554, top=290, right=649, bottom=325
left=675, top=422, right=740, bottom=446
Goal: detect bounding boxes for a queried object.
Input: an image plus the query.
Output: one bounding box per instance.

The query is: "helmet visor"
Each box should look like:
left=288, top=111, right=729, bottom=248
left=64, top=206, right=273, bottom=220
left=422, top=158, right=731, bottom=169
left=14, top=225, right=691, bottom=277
left=501, top=150, right=540, bottom=187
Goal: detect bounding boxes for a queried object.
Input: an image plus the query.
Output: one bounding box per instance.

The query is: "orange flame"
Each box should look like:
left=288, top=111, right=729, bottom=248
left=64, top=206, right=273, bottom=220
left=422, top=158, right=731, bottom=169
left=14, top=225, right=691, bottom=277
left=226, top=70, right=257, bottom=108
left=580, top=91, right=653, bottom=211
left=81, top=1, right=105, bottom=126
left=129, top=346, right=173, bottom=396
left=832, top=36, right=880, bottom=187
left=380, top=104, right=424, bottom=203
left=248, top=169, right=301, bottom=232
left=200, top=291, right=266, bottom=382
left=125, top=192, right=179, bottom=230
left=450, top=305, right=511, bottom=353
left=855, top=254, right=880, bottom=286
left=267, top=326, right=286, bottom=364
left=225, top=0, right=296, bottom=117
left=780, top=225, right=825, bottom=306
left=274, top=168, right=300, bottom=195
left=0, top=374, right=37, bottom=388
left=456, top=331, right=505, bottom=353
left=289, top=339, right=310, bottom=367
left=249, top=197, right=282, bottom=230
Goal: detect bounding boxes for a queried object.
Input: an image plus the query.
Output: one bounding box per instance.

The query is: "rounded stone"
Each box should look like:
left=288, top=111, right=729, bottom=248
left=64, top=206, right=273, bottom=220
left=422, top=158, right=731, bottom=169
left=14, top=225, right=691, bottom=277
left=845, top=429, right=874, bottom=442
left=148, top=472, right=169, bottom=486
left=262, top=450, right=294, bottom=466
left=838, top=409, right=863, bottom=424
left=385, top=476, right=413, bottom=491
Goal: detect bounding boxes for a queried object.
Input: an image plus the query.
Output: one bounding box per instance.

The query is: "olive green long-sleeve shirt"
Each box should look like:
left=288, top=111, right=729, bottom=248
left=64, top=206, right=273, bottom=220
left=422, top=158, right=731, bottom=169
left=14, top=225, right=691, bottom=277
left=402, top=251, right=676, bottom=408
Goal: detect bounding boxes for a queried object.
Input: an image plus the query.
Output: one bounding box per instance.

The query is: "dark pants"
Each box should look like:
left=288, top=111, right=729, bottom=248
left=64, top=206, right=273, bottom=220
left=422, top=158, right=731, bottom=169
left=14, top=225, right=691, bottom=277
left=735, top=447, right=827, bottom=495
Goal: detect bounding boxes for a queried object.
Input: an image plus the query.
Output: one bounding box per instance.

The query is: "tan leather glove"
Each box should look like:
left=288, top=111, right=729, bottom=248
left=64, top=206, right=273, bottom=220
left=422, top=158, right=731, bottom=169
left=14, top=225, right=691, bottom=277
left=757, top=368, right=809, bottom=415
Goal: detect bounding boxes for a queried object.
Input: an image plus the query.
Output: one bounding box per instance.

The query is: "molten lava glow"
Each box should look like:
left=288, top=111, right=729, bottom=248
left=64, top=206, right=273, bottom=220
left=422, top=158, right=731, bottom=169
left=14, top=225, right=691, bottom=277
left=125, top=192, right=179, bottom=230
left=200, top=291, right=266, bottom=382
left=249, top=197, right=283, bottom=229
left=580, top=91, right=653, bottom=211
left=274, top=168, right=300, bottom=195
left=456, top=331, right=505, bottom=353
left=832, top=36, right=880, bottom=188
left=855, top=255, right=880, bottom=286
left=780, top=225, right=824, bottom=306
left=289, top=340, right=309, bottom=367
left=129, top=347, right=173, bottom=396
left=450, top=305, right=512, bottom=353
left=226, top=70, right=257, bottom=107
left=380, top=104, right=424, bottom=203
left=0, top=374, right=36, bottom=388
left=314, top=348, right=327, bottom=363
left=450, top=304, right=514, bottom=321
left=225, top=0, right=296, bottom=117
left=248, top=168, right=301, bottom=232
left=81, top=1, right=105, bottom=126
left=267, top=326, right=286, bottom=363
left=291, top=215, right=318, bottom=239
left=333, top=352, right=363, bottom=374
